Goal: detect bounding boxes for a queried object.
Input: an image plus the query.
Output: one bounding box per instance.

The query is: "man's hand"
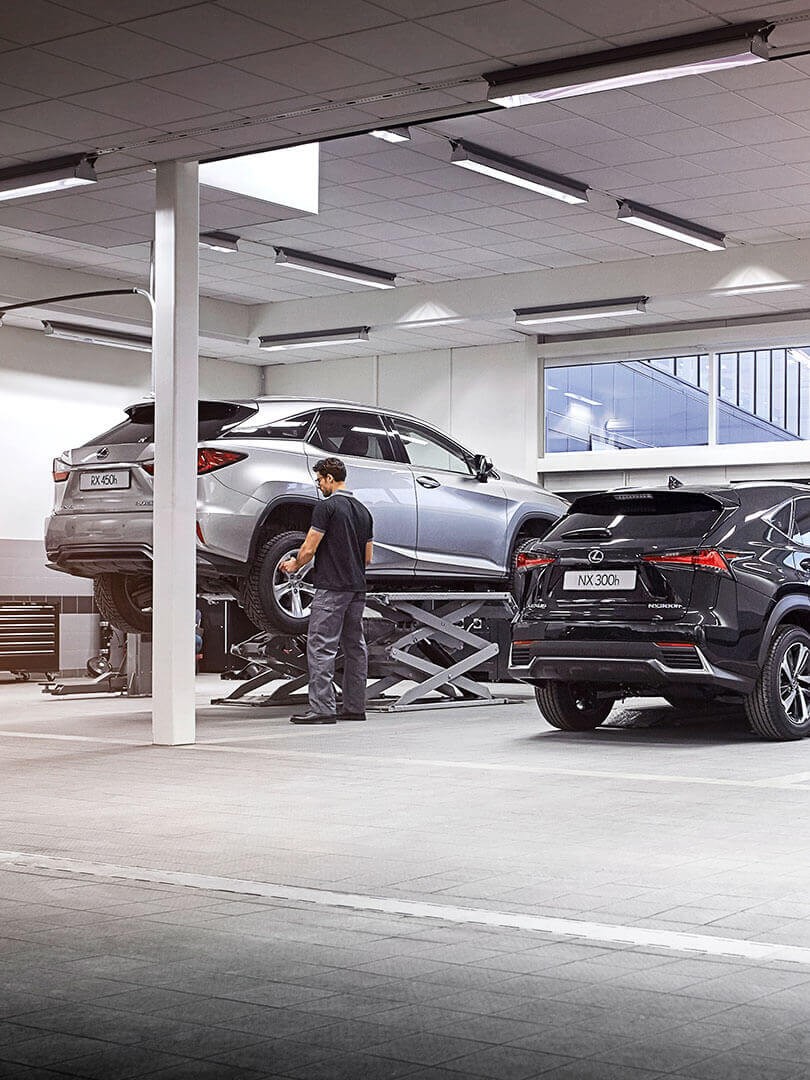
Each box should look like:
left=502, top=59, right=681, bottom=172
left=280, top=558, right=297, bottom=574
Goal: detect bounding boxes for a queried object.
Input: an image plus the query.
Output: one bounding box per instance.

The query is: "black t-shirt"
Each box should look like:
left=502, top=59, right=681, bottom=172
left=310, top=490, right=374, bottom=592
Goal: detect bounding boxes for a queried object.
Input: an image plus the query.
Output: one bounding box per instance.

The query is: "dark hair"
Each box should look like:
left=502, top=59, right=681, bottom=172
left=314, top=456, right=346, bottom=482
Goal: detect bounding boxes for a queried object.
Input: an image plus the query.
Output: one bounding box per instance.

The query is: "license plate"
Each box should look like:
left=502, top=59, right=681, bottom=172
left=563, top=569, right=637, bottom=591
left=79, top=470, right=130, bottom=491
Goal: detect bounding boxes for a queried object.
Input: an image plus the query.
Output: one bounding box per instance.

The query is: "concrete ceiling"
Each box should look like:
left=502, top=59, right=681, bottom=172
left=4, top=1, right=810, bottom=361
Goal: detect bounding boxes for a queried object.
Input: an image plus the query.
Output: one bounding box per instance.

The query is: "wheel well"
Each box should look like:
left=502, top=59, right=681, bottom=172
left=777, top=610, right=810, bottom=634
left=513, top=517, right=555, bottom=552
left=251, top=501, right=313, bottom=559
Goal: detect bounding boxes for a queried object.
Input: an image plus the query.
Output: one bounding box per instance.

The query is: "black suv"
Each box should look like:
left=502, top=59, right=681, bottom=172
left=510, top=483, right=810, bottom=741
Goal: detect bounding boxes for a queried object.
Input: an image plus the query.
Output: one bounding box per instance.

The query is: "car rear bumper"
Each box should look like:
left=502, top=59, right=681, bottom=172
left=509, top=638, right=755, bottom=695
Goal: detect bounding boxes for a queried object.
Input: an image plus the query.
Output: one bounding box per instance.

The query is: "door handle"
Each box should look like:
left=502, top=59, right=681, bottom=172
left=416, top=475, right=441, bottom=489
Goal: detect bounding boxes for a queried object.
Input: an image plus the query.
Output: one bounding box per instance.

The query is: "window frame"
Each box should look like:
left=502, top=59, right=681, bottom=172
left=307, top=407, right=398, bottom=463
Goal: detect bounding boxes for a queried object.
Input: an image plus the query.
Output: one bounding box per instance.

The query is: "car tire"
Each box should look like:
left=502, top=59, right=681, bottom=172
left=94, top=573, right=153, bottom=635
left=242, top=530, right=315, bottom=634
left=534, top=682, right=614, bottom=731
left=745, top=625, right=810, bottom=741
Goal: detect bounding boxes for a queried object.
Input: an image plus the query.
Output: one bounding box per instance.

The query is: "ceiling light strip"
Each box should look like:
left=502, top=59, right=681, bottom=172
left=515, top=297, right=649, bottom=325
left=450, top=140, right=589, bottom=204
left=258, top=326, right=371, bottom=351
left=369, top=127, right=411, bottom=143
left=617, top=200, right=726, bottom=251
left=274, top=248, right=396, bottom=289
left=43, top=321, right=151, bottom=352
left=0, top=155, right=98, bottom=203
left=485, top=23, right=771, bottom=107
left=199, top=231, right=240, bottom=253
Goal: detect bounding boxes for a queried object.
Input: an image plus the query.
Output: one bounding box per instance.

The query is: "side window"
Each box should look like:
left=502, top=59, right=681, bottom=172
left=792, top=498, right=810, bottom=547
left=309, top=409, right=395, bottom=461
left=226, top=409, right=315, bottom=440
left=766, top=502, right=793, bottom=538
left=388, top=417, right=471, bottom=475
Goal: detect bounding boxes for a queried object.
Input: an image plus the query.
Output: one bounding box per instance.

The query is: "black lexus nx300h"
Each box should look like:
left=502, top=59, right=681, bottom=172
left=510, top=483, right=810, bottom=741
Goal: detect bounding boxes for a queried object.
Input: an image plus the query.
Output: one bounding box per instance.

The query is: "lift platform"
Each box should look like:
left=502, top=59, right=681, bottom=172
left=211, top=590, right=518, bottom=713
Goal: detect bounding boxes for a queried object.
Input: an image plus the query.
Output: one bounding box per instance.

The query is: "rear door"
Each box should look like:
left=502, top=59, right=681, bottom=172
left=385, top=415, right=507, bottom=577
left=530, top=490, right=731, bottom=622
left=305, top=408, right=417, bottom=573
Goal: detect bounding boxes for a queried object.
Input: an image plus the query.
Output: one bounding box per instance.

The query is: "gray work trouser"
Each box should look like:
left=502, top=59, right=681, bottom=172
left=307, top=589, right=367, bottom=715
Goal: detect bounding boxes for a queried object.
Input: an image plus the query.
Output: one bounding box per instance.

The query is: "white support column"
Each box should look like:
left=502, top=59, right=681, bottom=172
left=151, top=161, right=199, bottom=746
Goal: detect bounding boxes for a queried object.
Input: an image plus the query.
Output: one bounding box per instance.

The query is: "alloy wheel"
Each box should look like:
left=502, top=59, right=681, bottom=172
left=273, top=548, right=315, bottom=620
left=779, top=640, right=810, bottom=726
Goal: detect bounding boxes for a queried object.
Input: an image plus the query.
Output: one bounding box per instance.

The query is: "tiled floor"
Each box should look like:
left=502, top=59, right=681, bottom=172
left=1, top=675, right=810, bottom=1078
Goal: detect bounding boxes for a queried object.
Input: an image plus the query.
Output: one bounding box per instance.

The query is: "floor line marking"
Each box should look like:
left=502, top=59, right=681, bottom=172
left=1, top=728, right=809, bottom=791
left=0, top=849, right=808, bottom=966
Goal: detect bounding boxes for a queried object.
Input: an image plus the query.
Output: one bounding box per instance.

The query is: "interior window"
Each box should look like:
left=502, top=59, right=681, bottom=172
left=792, top=498, right=810, bottom=546
left=389, top=418, right=471, bottom=474
left=309, top=409, right=394, bottom=461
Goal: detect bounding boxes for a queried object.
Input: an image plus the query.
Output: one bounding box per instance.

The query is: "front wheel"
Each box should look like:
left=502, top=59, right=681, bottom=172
left=534, top=682, right=614, bottom=731
left=745, top=625, right=810, bottom=741
left=241, top=530, right=314, bottom=634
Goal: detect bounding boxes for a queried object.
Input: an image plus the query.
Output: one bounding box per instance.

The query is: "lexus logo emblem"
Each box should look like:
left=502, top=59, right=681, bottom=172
left=96, top=446, right=110, bottom=459
left=588, top=549, right=604, bottom=564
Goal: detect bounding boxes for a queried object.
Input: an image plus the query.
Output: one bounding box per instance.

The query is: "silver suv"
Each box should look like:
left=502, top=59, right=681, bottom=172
left=45, top=397, right=567, bottom=635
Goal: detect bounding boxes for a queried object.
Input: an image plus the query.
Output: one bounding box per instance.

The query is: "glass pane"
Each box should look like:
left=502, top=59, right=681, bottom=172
left=544, top=359, right=708, bottom=452
left=738, top=352, right=755, bottom=413
left=719, top=353, right=738, bottom=404
left=755, top=351, right=771, bottom=420
left=389, top=418, right=470, bottom=474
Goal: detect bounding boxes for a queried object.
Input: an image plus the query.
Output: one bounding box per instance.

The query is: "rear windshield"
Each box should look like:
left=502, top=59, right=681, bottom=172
left=81, top=401, right=257, bottom=446
left=545, top=491, right=727, bottom=542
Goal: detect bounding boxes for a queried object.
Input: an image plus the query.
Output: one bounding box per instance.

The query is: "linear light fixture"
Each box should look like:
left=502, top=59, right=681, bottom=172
left=199, top=230, right=240, bottom=252
left=450, top=140, right=589, bottom=204
left=369, top=127, right=411, bottom=143
left=0, top=155, right=98, bottom=203
left=617, top=200, right=726, bottom=251
left=486, top=23, right=771, bottom=107
left=258, top=326, right=371, bottom=351
left=274, top=247, right=396, bottom=289
left=43, top=321, right=151, bottom=352
left=515, top=296, right=649, bottom=326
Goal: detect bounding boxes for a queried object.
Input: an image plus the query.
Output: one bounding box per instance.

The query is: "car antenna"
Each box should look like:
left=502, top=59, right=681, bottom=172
left=667, top=475, right=683, bottom=489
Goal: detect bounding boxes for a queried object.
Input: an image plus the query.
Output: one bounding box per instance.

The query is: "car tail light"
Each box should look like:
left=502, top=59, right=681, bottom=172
left=516, top=553, right=557, bottom=570
left=52, top=457, right=69, bottom=482
left=643, top=549, right=739, bottom=574
left=142, top=449, right=247, bottom=477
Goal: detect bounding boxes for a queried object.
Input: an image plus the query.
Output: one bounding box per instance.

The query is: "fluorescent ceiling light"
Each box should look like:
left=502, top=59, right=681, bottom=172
left=0, top=155, right=97, bottom=203
left=450, top=140, right=588, bottom=204
left=258, top=327, right=371, bottom=351
left=369, top=127, right=410, bottom=143
left=486, top=23, right=771, bottom=107
left=199, top=144, right=319, bottom=212
left=617, top=200, right=726, bottom=251
left=43, top=321, right=151, bottom=352
left=199, top=230, right=240, bottom=252
left=515, top=297, right=648, bottom=325
left=274, top=247, right=396, bottom=289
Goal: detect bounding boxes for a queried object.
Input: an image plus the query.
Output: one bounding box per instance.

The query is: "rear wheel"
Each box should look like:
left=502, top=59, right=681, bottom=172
left=746, top=625, right=810, bottom=741
left=534, top=682, right=614, bottom=731
left=94, top=573, right=152, bottom=635
left=242, top=530, right=314, bottom=634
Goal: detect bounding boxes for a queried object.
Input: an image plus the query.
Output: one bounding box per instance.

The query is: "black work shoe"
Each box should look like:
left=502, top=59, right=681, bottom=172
left=339, top=712, right=367, bottom=721
left=290, top=713, right=337, bottom=725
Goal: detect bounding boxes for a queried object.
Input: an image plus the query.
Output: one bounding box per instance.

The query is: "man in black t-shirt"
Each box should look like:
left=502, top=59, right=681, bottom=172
left=280, top=456, right=373, bottom=725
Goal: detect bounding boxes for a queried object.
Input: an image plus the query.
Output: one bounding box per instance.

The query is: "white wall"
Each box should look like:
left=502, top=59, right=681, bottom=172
left=0, top=325, right=262, bottom=541
left=264, top=338, right=539, bottom=480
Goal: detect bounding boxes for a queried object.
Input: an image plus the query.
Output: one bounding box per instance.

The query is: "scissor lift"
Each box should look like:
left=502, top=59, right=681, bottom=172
left=211, top=590, right=518, bottom=713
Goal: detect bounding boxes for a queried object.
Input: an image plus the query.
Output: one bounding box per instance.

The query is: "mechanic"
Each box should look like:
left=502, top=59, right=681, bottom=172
left=280, top=456, right=374, bottom=725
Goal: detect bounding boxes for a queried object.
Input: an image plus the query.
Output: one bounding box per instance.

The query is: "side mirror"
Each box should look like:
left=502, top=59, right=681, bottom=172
left=472, top=453, right=494, bottom=483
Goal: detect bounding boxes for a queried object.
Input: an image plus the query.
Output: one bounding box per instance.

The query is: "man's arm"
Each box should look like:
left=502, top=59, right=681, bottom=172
left=280, top=528, right=324, bottom=573
left=365, top=540, right=373, bottom=566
